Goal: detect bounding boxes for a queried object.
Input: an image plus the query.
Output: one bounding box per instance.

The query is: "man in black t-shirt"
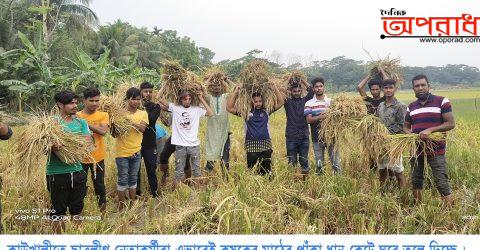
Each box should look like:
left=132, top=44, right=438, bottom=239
left=357, top=76, right=385, bottom=115
left=138, top=82, right=162, bottom=197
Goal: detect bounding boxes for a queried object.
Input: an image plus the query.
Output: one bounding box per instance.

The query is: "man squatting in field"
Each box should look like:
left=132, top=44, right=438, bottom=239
left=0, top=121, right=13, bottom=233
left=77, top=87, right=109, bottom=213
left=157, top=90, right=214, bottom=189
left=404, top=74, right=455, bottom=206
left=376, top=79, right=407, bottom=189
left=226, top=83, right=285, bottom=176
left=304, top=77, right=341, bottom=175
left=48, top=91, right=91, bottom=233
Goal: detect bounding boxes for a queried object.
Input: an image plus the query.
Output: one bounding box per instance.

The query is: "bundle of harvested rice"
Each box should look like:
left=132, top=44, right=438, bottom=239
left=204, top=66, right=231, bottom=95
left=234, top=60, right=284, bottom=119
left=158, top=61, right=206, bottom=105
left=99, top=82, right=136, bottom=136
left=387, top=132, right=445, bottom=166
left=14, top=113, right=94, bottom=175
left=356, top=115, right=390, bottom=165
left=319, top=93, right=368, bottom=147
left=367, top=57, right=403, bottom=86
left=282, top=71, right=309, bottom=98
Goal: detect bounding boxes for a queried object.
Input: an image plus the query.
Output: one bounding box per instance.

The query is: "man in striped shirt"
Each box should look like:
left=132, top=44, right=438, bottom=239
left=304, top=77, right=341, bottom=175
left=404, top=74, right=455, bottom=206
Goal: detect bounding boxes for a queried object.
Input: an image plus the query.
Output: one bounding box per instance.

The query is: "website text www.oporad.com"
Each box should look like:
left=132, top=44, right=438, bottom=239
left=419, top=36, right=480, bottom=43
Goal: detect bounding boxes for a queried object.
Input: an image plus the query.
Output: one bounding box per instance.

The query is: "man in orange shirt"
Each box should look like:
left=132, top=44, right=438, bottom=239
left=77, top=87, right=109, bottom=212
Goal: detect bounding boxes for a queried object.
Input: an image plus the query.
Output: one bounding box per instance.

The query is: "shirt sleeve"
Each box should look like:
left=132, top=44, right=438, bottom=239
left=404, top=106, right=412, bottom=123
left=304, top=102, right=312, bottom=116
left=142, top=111, right=149, bottom=124
left=101, top=113, right=110, bottom=126
left=80, top=119, right=91, bottom=135
left=168, top=103, right=175, bottom=112
left=0, top=126, right=12, bottom=140
left=441, top=97, right=452, bottom=114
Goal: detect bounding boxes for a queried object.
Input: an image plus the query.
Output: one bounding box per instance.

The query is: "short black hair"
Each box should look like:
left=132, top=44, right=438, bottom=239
left=54, top=90, right=78, bottom=105
left=412, top=74, right=429, bottom=85
left=140, top=81, right=154, bottom=90
left=125, top=87, right=141, bottom=100
left=251, top=92, right=263, bottom=98
left=382, top=79, right=396, bottom=88
left=83, top=87, right=101, bottom=99
left=311, top=77, right=325, bottom=87
left=368, top=78, right=382, bottom=89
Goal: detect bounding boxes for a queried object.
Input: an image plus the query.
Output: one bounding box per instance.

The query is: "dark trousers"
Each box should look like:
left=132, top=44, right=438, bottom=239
left=286, top=138, right=309, bottom=172
left=137, top=147, right=158, bottom=197
left=206, top=135, right=231, bottom=171
left=246, top=149, right=273, bottom=175
left=82, top=161, right=106, bottom=207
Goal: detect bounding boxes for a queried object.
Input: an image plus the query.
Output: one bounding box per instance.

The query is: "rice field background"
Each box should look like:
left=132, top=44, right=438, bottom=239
left=0, top=88, right=479, bottom=234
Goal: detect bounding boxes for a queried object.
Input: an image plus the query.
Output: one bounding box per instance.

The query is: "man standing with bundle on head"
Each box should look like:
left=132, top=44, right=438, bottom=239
left=157, top=90, right=214, bottom=188
left=0, top=121, right=13, bottom=233
left=304, top=77, right=341, bottom=175
left=283, top=79, right=314, bottom=174
left=376, top=79, right=407, bottom=190
left=137, top=82, right=162, bottom=197
left=204, top=79, right=231, bottom=174
left=48, top=90, right=91, bottom=233
left=226, top=84, right=285, bottom=176
left=77, top=87, right=109, bottom=212
left=404, top=74, right=455, bottom=206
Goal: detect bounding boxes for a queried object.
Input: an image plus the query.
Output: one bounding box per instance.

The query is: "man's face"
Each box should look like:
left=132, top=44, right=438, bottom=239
left=370, top=85, right=381, bottom=98
left=141, top=88, right=153, bottom=101
left=211, top=83, right=223, bottom=95
left=59, top=99, right=78, bottom=115
left=252, top=96, right=263, bottom=109
left=313, top=82, right=325, bottom=96
left=382, top=84, right=396, bottom=98
left=128, top=96, right=142, bottom=109
left=181, top=95, right=192, bottom=108
left=412, top=78, right=430, bottom=97
left=290, top=86, right=302, bottom=98
left=83, top=95, right=100, bottom=112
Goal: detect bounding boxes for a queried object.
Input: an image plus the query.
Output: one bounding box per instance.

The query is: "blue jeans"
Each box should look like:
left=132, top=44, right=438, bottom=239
left=312, top=142, right=341, bottom=174
left=115, top=152, right=142, bottom=191
left=286, top=138, right=310, bottom=172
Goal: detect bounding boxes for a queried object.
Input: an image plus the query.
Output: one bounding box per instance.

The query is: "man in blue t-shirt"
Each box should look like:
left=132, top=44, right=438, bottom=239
left=283, top=82, right=314, bottom=174
left=47, top=90, right=91, bottom=233
left=227, top=83, right=284, bottom=175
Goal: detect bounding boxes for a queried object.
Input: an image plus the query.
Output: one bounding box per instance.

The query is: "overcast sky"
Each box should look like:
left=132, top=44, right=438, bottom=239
left=90, top=0, right=480, bottom=68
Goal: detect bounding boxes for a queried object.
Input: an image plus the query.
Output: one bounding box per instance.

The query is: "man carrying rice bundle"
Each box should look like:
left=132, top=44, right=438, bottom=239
left=0, top=121, right=12, bottom=233
left=137, top=81, right=162, bottom=198
left=47, top=90, right=91, bottom=233
left=404, top=74, right=455, bottom=206
left=115, top=87, right=148, bottom=210
left=376, top=79, right=407, bottom=189
left=204, top=70, right=231, bottom=174
left=158, top=89, right=214, bottom=189
left=304, top=77, right=341, bottom=175
left=227, top=83, right=285, bottom=176
left=282, top=73, right=313, bottom=174
left=77, top=87, right=109, bottom=213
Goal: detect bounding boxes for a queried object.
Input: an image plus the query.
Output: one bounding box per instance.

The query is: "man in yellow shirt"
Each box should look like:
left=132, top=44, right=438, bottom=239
left=77, top=87, right=109, bottom=212
left=115, top=87, right=148, bottom=210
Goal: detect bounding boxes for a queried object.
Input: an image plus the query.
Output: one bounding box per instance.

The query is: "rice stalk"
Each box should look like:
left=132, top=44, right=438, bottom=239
left=367, top=57, right=403, bottom=86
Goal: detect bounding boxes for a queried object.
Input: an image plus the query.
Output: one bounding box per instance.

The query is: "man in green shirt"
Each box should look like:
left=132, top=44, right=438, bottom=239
left=47, top=90, right=90, bottom=233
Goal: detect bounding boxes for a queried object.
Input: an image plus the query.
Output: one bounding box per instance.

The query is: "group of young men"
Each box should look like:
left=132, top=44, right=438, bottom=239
left=0, top=72, right=456, bottom=233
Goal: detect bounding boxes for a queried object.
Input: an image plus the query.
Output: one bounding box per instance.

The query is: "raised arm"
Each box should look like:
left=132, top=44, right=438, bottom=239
left=357, top=74, right=369, bottom=98
left=226, top=85, right=241, bottom=114
left=155, top=90, right=169, bottom=111
left=272, top=84, right=285, bottom=112
left=197, top=91, right=214, bottom=117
